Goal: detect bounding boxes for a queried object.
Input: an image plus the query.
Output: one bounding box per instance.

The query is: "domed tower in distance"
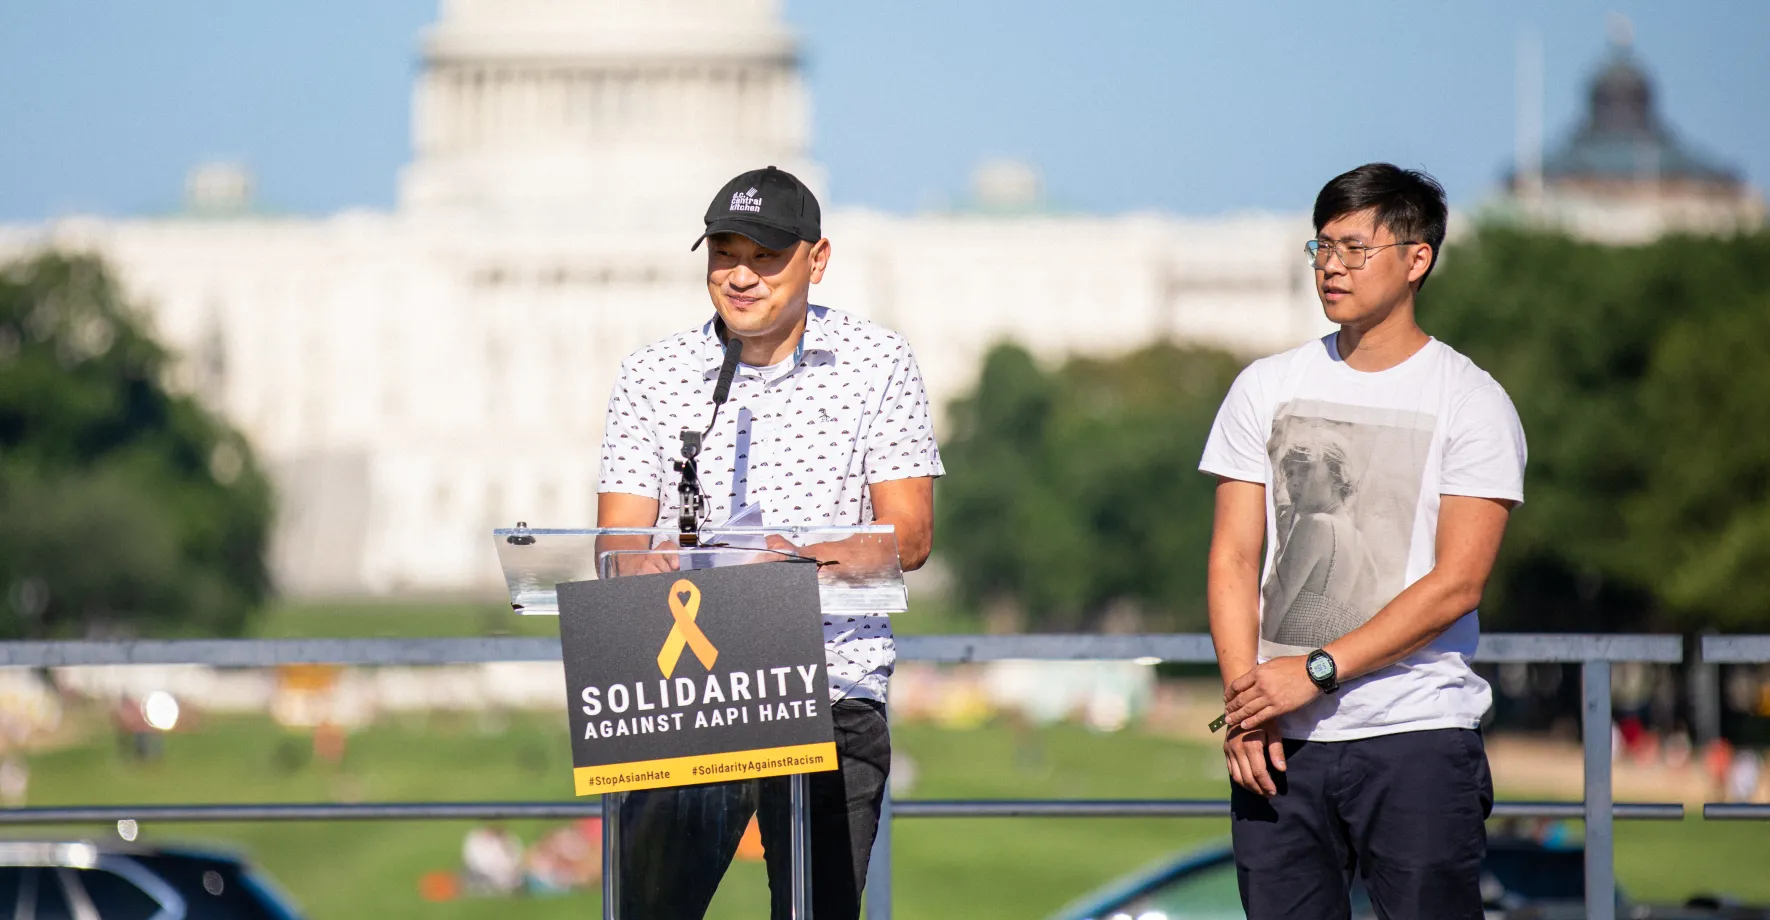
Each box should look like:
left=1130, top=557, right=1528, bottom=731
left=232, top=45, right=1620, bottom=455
left=397, top=0, right=821, bottom=229
left=1502, top=16, right=1765, bottom=243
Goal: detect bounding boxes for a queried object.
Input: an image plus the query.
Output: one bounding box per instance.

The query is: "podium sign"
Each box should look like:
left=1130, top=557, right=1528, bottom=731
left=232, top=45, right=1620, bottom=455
left=494, top=524, right=902, bottom=918
left=556, top=561, right=838, bottom=795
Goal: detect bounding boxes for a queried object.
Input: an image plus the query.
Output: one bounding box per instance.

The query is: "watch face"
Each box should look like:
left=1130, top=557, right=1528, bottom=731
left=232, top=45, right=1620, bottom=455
left=1308, top=655, right=1334, bottom=681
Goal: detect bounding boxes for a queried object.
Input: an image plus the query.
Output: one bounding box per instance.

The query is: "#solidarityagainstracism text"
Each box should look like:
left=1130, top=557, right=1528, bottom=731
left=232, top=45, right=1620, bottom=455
left=579, top=665, right=822, bottom=741
left=692, top=752, right=828, bottom=778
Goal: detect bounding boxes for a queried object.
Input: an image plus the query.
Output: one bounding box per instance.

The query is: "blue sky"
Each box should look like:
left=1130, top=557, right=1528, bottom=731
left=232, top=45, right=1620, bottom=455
left=1, top=1, right=1765, bottom=221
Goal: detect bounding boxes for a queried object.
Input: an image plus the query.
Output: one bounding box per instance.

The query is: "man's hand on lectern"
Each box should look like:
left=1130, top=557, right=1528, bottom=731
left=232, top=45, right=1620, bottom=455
left=765, top=534, right=826, bottom=563
left=614, top=540, right=681, bottom=576
left=765, top=533, right=901, bottom=577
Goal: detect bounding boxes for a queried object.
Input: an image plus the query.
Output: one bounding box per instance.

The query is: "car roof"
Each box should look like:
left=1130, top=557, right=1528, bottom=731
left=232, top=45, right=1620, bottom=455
left=1041, top=834, right=1599, bottom=920
left=0, top=838, right=252, bottom=868
left=1044, top=839, right=1236, bottom=920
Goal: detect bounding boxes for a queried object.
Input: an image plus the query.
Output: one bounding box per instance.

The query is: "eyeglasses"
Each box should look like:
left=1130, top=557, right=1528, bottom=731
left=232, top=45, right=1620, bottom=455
left=1304, top=239, right=1417, bottom=270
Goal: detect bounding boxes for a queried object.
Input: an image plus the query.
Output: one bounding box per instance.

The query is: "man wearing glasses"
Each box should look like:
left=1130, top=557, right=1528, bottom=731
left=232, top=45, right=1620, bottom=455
left=1198, top=163, right=1527, bottom=919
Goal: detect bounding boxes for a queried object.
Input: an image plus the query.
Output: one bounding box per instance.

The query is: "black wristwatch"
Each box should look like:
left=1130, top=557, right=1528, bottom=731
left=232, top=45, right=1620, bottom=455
left=1305, top=649, right=1339, bottom=694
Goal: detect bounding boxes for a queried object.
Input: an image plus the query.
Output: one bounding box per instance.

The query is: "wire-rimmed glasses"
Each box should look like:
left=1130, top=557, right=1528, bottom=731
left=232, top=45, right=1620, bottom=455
left=1304, top=238, right=1418, bottom=270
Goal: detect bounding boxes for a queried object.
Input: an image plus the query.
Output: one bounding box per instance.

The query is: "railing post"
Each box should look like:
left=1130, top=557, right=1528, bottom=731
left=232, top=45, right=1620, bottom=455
left=1688, top=633, right=1721, bottom=745
left=1583, top=660, right=1615, bottom=920
left=602, top=792, right=621, bottom=920
left=791, top=773, right=814, bottom=920
left=866, top=785, right=893, bottom=920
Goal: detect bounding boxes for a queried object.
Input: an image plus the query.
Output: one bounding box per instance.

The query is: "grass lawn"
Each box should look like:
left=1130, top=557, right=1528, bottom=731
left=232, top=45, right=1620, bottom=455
left=11, top=707, right=1770, bottom=920
left=248, top=599, right=556, bottom=639
left=248, top=595, right=980, bottom=641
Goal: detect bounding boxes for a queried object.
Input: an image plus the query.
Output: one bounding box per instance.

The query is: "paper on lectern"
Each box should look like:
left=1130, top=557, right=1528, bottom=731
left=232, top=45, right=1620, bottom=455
left=685, top=501, right=765, bottom=569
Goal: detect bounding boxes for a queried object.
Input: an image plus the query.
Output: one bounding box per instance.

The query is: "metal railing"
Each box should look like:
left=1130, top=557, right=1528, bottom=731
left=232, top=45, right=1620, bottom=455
left=0, top=633, right=1755, bottom=920
left=1698, top=635, right=1770, bottom=823
left=875, top=633, right=1686, bottom=920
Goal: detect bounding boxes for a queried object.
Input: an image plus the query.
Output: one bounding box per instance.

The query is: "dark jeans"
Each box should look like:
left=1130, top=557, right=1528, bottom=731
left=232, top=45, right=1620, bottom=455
left=616, top=699, right=891, bottom=920
left=1230, top=728, right=1494, bottom=920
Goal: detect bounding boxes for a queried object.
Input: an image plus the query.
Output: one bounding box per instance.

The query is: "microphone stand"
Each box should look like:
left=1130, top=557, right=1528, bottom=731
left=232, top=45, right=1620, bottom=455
left=674, top=326, right=744, bottom=548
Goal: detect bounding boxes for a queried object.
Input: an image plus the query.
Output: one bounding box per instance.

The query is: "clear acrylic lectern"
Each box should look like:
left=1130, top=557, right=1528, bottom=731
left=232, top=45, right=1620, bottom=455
left=493, top=523, right=905, bottom=920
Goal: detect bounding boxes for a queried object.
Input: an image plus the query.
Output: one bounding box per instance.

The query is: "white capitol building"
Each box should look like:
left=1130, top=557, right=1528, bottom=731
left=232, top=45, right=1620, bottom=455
left=0, top=0, right=1347, bottom=597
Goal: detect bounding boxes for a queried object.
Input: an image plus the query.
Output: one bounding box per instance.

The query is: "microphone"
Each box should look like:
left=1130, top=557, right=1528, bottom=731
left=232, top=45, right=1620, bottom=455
left=711, top=334, right=743, bottom=409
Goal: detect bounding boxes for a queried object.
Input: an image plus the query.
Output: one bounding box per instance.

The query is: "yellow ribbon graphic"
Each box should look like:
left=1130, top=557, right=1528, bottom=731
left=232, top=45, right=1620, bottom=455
left=657, top=579, right=718, bottom=678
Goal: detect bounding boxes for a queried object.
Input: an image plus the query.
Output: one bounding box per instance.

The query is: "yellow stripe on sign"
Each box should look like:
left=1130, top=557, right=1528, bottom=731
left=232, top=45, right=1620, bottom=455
left=572, top=742, right=840, bottom=796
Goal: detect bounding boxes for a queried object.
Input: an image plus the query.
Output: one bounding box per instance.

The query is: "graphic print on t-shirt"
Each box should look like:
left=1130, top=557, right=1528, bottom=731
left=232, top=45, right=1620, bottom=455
left=1259, top=398, right=1435, bottom=657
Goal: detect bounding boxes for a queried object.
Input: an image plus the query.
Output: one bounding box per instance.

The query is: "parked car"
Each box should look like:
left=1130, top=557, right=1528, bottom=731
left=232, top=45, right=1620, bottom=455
left=0, top=840, right=305, bottom=920
left=1046, top=833, right=1770, bottom=920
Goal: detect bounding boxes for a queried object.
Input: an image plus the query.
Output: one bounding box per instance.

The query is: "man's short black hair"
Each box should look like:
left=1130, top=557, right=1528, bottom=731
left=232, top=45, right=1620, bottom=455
left=1312, top=163, right=1448, bottom=289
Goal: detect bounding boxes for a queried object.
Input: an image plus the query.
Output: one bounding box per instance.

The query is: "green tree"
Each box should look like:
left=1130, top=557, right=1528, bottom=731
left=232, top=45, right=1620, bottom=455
left=938, top=227, right=1770, bottom=639
left=936, top=341, right=1243, bottom=631
left=1424, top=227, right=1770, bottom=633
left=0, top=252, right=273, bottom=638
left=1624, top=276, right=1770, bottom=630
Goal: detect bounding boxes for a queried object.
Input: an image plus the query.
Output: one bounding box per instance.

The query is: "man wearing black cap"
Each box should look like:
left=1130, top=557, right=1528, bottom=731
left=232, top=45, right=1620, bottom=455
left=596, top=166, right=943, bottom=919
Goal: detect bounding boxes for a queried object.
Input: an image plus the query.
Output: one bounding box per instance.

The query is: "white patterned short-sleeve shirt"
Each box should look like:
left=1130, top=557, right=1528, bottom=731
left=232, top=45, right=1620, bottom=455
left=597, top=305, right=945, bottom=703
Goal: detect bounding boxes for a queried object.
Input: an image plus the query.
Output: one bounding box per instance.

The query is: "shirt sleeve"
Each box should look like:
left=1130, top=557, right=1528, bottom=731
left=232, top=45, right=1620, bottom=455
left=1440, top=383, right=1527, bottom=505
left=1198, top=361, right=1269, bottom=484
left=596, top=361, right=665, bottom=498
left=864, top=348, right=945, bottom=484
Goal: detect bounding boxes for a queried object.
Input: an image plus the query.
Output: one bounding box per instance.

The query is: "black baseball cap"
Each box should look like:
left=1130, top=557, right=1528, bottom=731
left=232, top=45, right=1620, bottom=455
left=691, top=165, right=822, bottom=252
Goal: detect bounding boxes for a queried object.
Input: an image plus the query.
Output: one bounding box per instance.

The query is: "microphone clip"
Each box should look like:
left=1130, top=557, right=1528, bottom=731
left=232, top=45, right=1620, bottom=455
left=674, top=429, right=707, bottom=547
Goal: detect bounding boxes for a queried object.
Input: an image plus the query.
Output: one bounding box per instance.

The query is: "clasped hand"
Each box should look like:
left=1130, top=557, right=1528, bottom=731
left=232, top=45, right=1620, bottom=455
left=1220, top=656, right=1320, bottom=796
left=1222, top=655, right=1320, bottom=732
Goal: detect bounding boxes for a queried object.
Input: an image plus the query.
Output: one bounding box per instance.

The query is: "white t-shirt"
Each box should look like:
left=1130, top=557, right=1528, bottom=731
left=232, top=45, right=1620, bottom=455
left=1198, top=334, right=1527, bottom=741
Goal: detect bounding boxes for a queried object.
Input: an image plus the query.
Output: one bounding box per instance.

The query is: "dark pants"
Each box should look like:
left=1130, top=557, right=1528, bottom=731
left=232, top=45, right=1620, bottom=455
left=616, top=699, right=891, bottom=919
left=1230, top=728, right=1494, bottom=920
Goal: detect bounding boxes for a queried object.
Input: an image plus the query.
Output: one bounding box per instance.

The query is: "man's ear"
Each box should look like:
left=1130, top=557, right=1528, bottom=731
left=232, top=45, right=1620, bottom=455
left=1407, top=243, right=1434, bottom=289
left=808, top=238, right=832, bottom=284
